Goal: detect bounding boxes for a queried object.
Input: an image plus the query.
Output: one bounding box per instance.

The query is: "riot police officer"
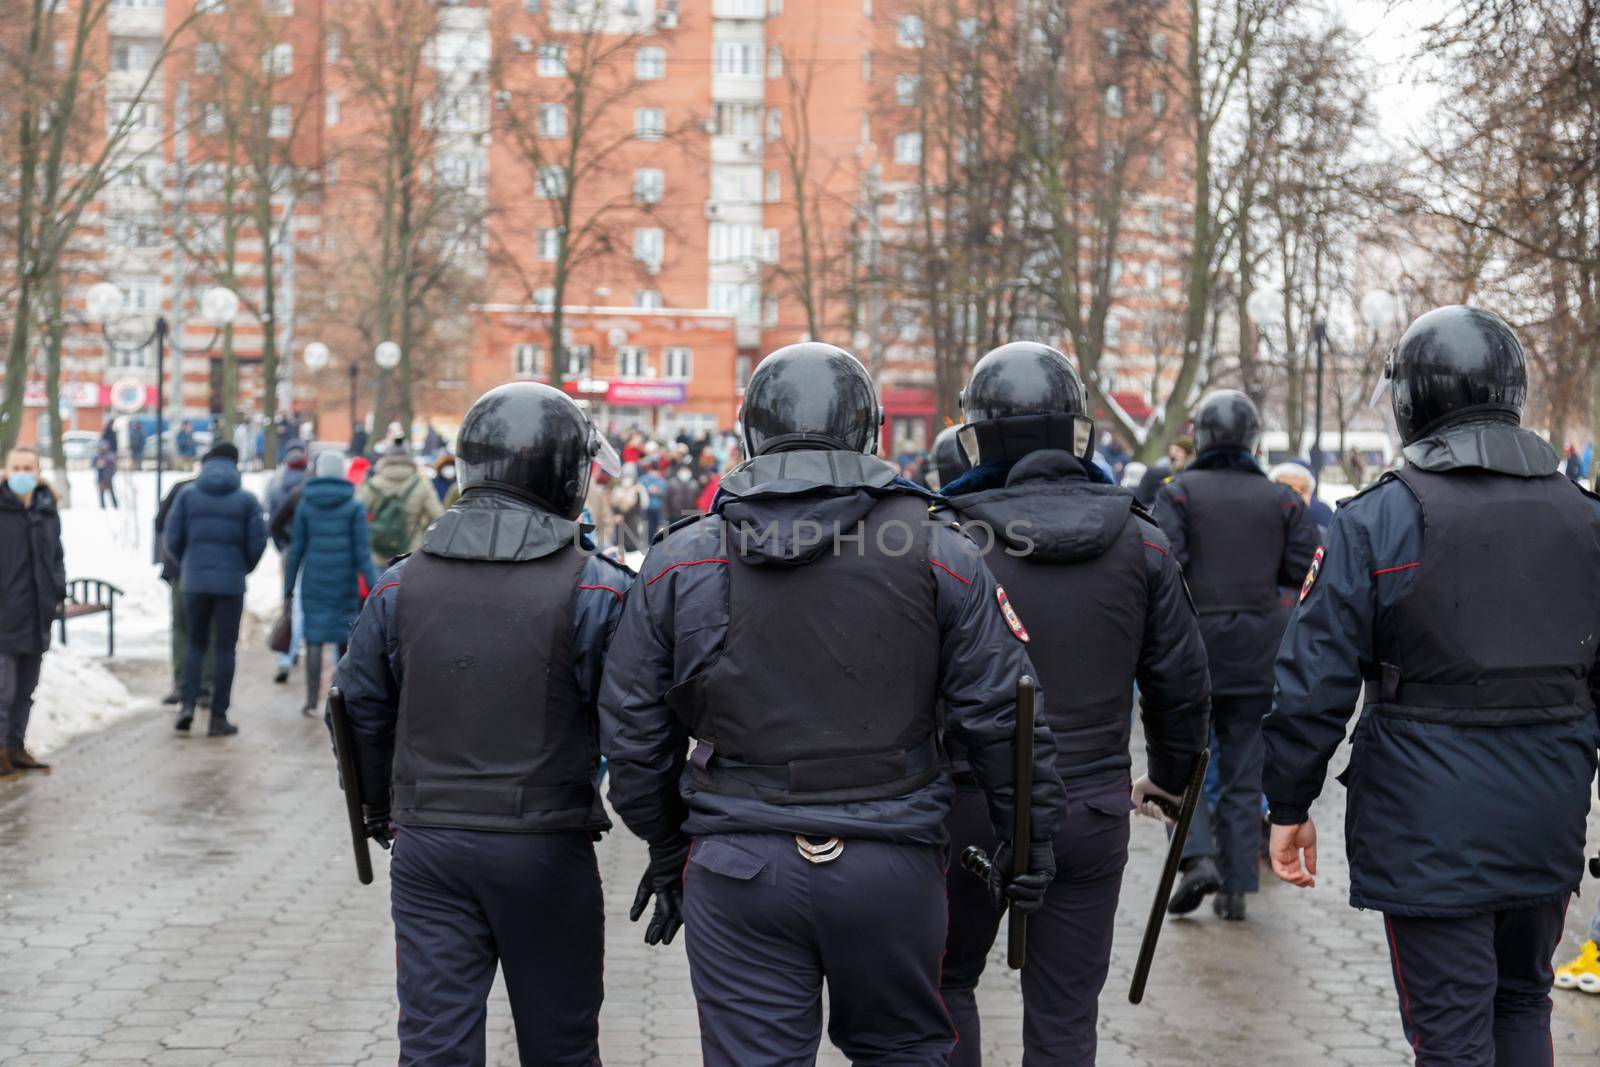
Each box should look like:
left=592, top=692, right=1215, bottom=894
left=1265, top=306, right=1600, bottom=1064
left=926, top=423, right=967, bottom=491
left=1153, top=389, right=1318, bottom=921
left=333, top=382, right=632, bottom=1067
left=598, top=342, right=1069, bottom=1066
left=937, top=343, right=1211, bottom=1065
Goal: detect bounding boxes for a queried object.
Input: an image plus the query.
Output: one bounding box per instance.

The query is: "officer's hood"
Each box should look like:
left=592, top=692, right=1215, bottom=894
left=420, top=487, right=583, bottom=562
left=1401, top=416, right=1560, bottom=478
left=948, top=450, right=1133, bottom=563
left=714, top=449, right=910, bottom=566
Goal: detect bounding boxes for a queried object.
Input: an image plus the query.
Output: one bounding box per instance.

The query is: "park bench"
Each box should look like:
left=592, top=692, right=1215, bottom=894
left=55, top=578, right=122, bottom=657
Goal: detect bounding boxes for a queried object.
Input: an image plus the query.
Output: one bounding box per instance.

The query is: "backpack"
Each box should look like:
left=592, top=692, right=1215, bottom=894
left=367, top=479, right=419, bottom=560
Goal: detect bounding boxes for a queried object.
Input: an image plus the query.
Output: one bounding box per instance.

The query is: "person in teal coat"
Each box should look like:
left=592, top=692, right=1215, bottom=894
left=284, top=452, right=379, bottom=715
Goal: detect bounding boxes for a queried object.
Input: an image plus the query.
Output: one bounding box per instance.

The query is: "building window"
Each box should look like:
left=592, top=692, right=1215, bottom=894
left=765, top=169, right=781, bottom=202
left=768, top=0, right=782, bottom=13
left=635, top=46, right=665, bottom=80
left=1104, top=85, right=1123, bottom=117
left=634, top=107, right=664, bottom=140
left=537, top=227, right=561, bottom=261
left=714, top=102, right=762, bottom=136
left=893, top=132, right=921, bottom=164
left=633, top=227, right=664, bottom=271
left=958, top=16, right=979, bottom=40
left=512, top=343, right=543, bottom=378
left=860, top=50, right=871, bottom=81
left=523, top=0, right=541, bottom=11
left=1147, top=152, right=1164, bottom=178
left=760, top=228, right=779, bottom=263
left=108, top=100, right=160, bottom=132
left=633, top=167, right=664, bottom=204
left=765, top=108, right=781, bottom=141
left=893, top=190, right=918, bottom=224
left=767, top=45, right=783, bottom=79
left=195, top=0, right=225, bottom=11
left=1150, top=33, right=1168, bottom=60
left=1105, top=314, right=1122, bottom=348
left=735, top=354, right=752, bottom=389
left=709, top=221, right=758, bottom=263
left=709, top=282, right=759, bottom=318
left=533, top=286, right=556, bottom=307
left=663, top=346, right=692, bottom=380
left=538, top=102, right=567, bottom=137
left=616, top=346, right=648, bottom=378
left=636, top=289, right=663, bottom=309
left=566, top=344, right=593, bottom=378
left=112, top=43, right=155, bottom=72
left=195, top=42, right=223, bottom=75
left=200, top=103, right=224, bottom=133
left=265, top=42, right=294, bottom=76
left=1150, top=89, right=1166, bottom=118
left=325, top=30, right=341, bottom=64
left=713, top=41, right=762, bottom=77
left=894, top=74, right=918, bottom=106
left=536, top=165, right=566, bottom=198
left=266, top=0, right=292, bottom=14
left=897, top=15, right=924, bottom=47
left=324, top=93, right=340, bottom=126
left=537, top=43, right=566, bottom=77
left=1102, top=28, right=1124, bottom=58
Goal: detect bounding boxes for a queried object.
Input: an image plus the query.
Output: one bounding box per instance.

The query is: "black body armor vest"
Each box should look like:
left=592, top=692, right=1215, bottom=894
left=979, top=513, right=1148, bottom=778
left=673, top=494, right=942, bottom=804
left=1174, top=468, right=1286, bottom=614
left=1369, top=466, right=1600, bottom=726
left=390, top=546, right=598, bottom=831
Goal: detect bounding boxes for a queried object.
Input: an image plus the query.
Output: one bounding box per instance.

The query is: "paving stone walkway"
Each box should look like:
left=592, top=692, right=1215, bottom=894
left=1, top=647, right=1598, bottom=1066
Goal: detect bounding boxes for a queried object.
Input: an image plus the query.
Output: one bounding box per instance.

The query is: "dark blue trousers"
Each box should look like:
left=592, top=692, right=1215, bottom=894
left=182, top=593, right=242, bottom=718
left=390, top=825, right=603, bottom=1067
left=942, top=774, right=1132, bottom=1067
left=1179, top=693, right=1267, bottom=892
left=683, top=832, right=953, bottom=1066
left=1383, top=900, right=1566, bottom=1066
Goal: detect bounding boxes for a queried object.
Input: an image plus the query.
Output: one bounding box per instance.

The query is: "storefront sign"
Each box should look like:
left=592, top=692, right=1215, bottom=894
left=607, top=381, right=687, bottom=406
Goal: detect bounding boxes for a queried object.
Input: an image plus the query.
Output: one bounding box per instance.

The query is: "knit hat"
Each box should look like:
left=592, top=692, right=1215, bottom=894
left=205, top=442, right=240, bottom=463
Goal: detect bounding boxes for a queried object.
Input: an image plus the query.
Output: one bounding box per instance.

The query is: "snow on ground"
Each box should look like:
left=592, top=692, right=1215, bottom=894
left=28, top=465, right=283, bottom=754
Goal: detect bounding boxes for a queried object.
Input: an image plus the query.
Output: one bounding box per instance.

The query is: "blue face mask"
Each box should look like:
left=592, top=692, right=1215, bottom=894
left=7, top=472, right=37, bottom=498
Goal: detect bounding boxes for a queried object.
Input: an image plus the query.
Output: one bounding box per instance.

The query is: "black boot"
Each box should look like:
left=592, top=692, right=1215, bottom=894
left=162, top=687, right=182, bottom=705
left=207, top=715, right=239, bottom=738
left=1167, top=856, right=1222, bottom=916
left=272, top=668, right=289, bottom=685
left=1213, top=891, right=1247, bottom=921
left=174, top=705, right=195, bottom=733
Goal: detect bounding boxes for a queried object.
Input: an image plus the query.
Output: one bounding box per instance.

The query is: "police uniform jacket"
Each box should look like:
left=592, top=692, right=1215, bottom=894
left=1264, top=419, right=1600, bottom=917
left=334, top=487, right=633, bottom=835
left=598, top=449, right=1069, bottom=850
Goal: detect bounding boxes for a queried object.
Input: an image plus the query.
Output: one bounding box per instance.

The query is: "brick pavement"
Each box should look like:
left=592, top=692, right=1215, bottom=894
left=1, top=646, right=1598, bottom=1066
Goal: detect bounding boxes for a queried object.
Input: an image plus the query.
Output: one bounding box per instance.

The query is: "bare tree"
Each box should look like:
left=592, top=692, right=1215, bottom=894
left=490, top=3, right=680, bottom=389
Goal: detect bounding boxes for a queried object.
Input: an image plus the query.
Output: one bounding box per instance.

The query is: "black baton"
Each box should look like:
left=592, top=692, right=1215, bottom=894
left=1128, top=748, right=1210, bottom=1004
left=959, top=675, right=1036, bottom=971
left=327, top=687, right=374, bottom=886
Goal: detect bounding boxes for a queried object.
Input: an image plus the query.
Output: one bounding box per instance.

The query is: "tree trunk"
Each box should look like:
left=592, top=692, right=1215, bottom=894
left=41, top=281, right=69, bottom=505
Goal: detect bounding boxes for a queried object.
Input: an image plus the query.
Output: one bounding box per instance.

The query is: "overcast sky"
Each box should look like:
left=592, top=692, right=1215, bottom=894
left=1336, top=0, right=1450, bottom=148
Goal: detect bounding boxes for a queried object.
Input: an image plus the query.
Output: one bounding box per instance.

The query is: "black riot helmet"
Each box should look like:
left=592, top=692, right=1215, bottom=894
left=928, top=425, right=968, bottom=490
left=957, top=342, right=1094, bottom=465
left=1192, top=389, right=1262, bottom=456
left=739, top=342, right=882, bottom=457
left=455, top=382, right=620, bottom=519
left=1380, top=305, right=1527, bottom=445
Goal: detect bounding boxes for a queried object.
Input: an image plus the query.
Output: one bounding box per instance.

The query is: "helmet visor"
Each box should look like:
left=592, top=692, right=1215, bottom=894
left=1368, top=349, right=1395, bottom=408
left=590, top=424, right=622, bottom=477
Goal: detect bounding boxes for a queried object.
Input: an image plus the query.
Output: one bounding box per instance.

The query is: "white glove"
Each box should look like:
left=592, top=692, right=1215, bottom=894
left=1131, top=775, right=1184, bottom=823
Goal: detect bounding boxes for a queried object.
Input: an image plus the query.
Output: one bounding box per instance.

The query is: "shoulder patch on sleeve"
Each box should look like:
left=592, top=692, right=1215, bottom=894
left=996, top=584, right=1030, bottom=642
left=1299, top=545, right=1325, bottom=603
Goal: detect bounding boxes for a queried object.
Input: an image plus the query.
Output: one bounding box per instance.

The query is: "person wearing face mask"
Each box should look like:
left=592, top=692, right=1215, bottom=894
left=431, top=453, right=457, bottom=503
left=662, top=461, right=702, bottom=524
left=0, top=447, right=65, bottom=780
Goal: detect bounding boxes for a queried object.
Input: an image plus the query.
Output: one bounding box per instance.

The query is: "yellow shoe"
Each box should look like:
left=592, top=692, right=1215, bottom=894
left=1554, top=940, right=1600, bottom=993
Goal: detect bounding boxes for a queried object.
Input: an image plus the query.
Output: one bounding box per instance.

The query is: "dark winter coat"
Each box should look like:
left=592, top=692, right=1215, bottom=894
left=283, top=477, right=380, bottom=646
left=1265, top=419, right=1600, bottom=917
left=154, top=478, right=198, bottom=583
left=597, top=449, right=1068, bottom=849
left=0, top=483, right=66, bottom=655
left=163, top=457, right=269, bottom=597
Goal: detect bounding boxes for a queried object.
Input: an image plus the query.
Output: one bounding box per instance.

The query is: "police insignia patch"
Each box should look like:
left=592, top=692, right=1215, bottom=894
left=996, top=585, right=1030, bottom=642
left=1299, top=546, right=1325, bottom=603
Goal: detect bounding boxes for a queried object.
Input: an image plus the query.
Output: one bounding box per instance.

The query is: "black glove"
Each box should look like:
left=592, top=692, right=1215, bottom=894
left=630, top=836, right=691, bottom=946
left=362, top=806, right=394, bottom=851
left=986, top=839, right=1056, bottom=915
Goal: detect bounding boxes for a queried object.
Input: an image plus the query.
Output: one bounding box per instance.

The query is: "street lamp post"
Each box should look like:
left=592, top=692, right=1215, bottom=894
left=85, top=283, right=239, bottom=507
left=373, top=341, right=401, bottom=447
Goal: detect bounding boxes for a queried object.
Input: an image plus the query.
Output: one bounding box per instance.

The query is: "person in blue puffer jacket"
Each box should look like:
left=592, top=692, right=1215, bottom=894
left=163, top=443, right=268, bottom=737
left=283, top=452, right=378, bottom=716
